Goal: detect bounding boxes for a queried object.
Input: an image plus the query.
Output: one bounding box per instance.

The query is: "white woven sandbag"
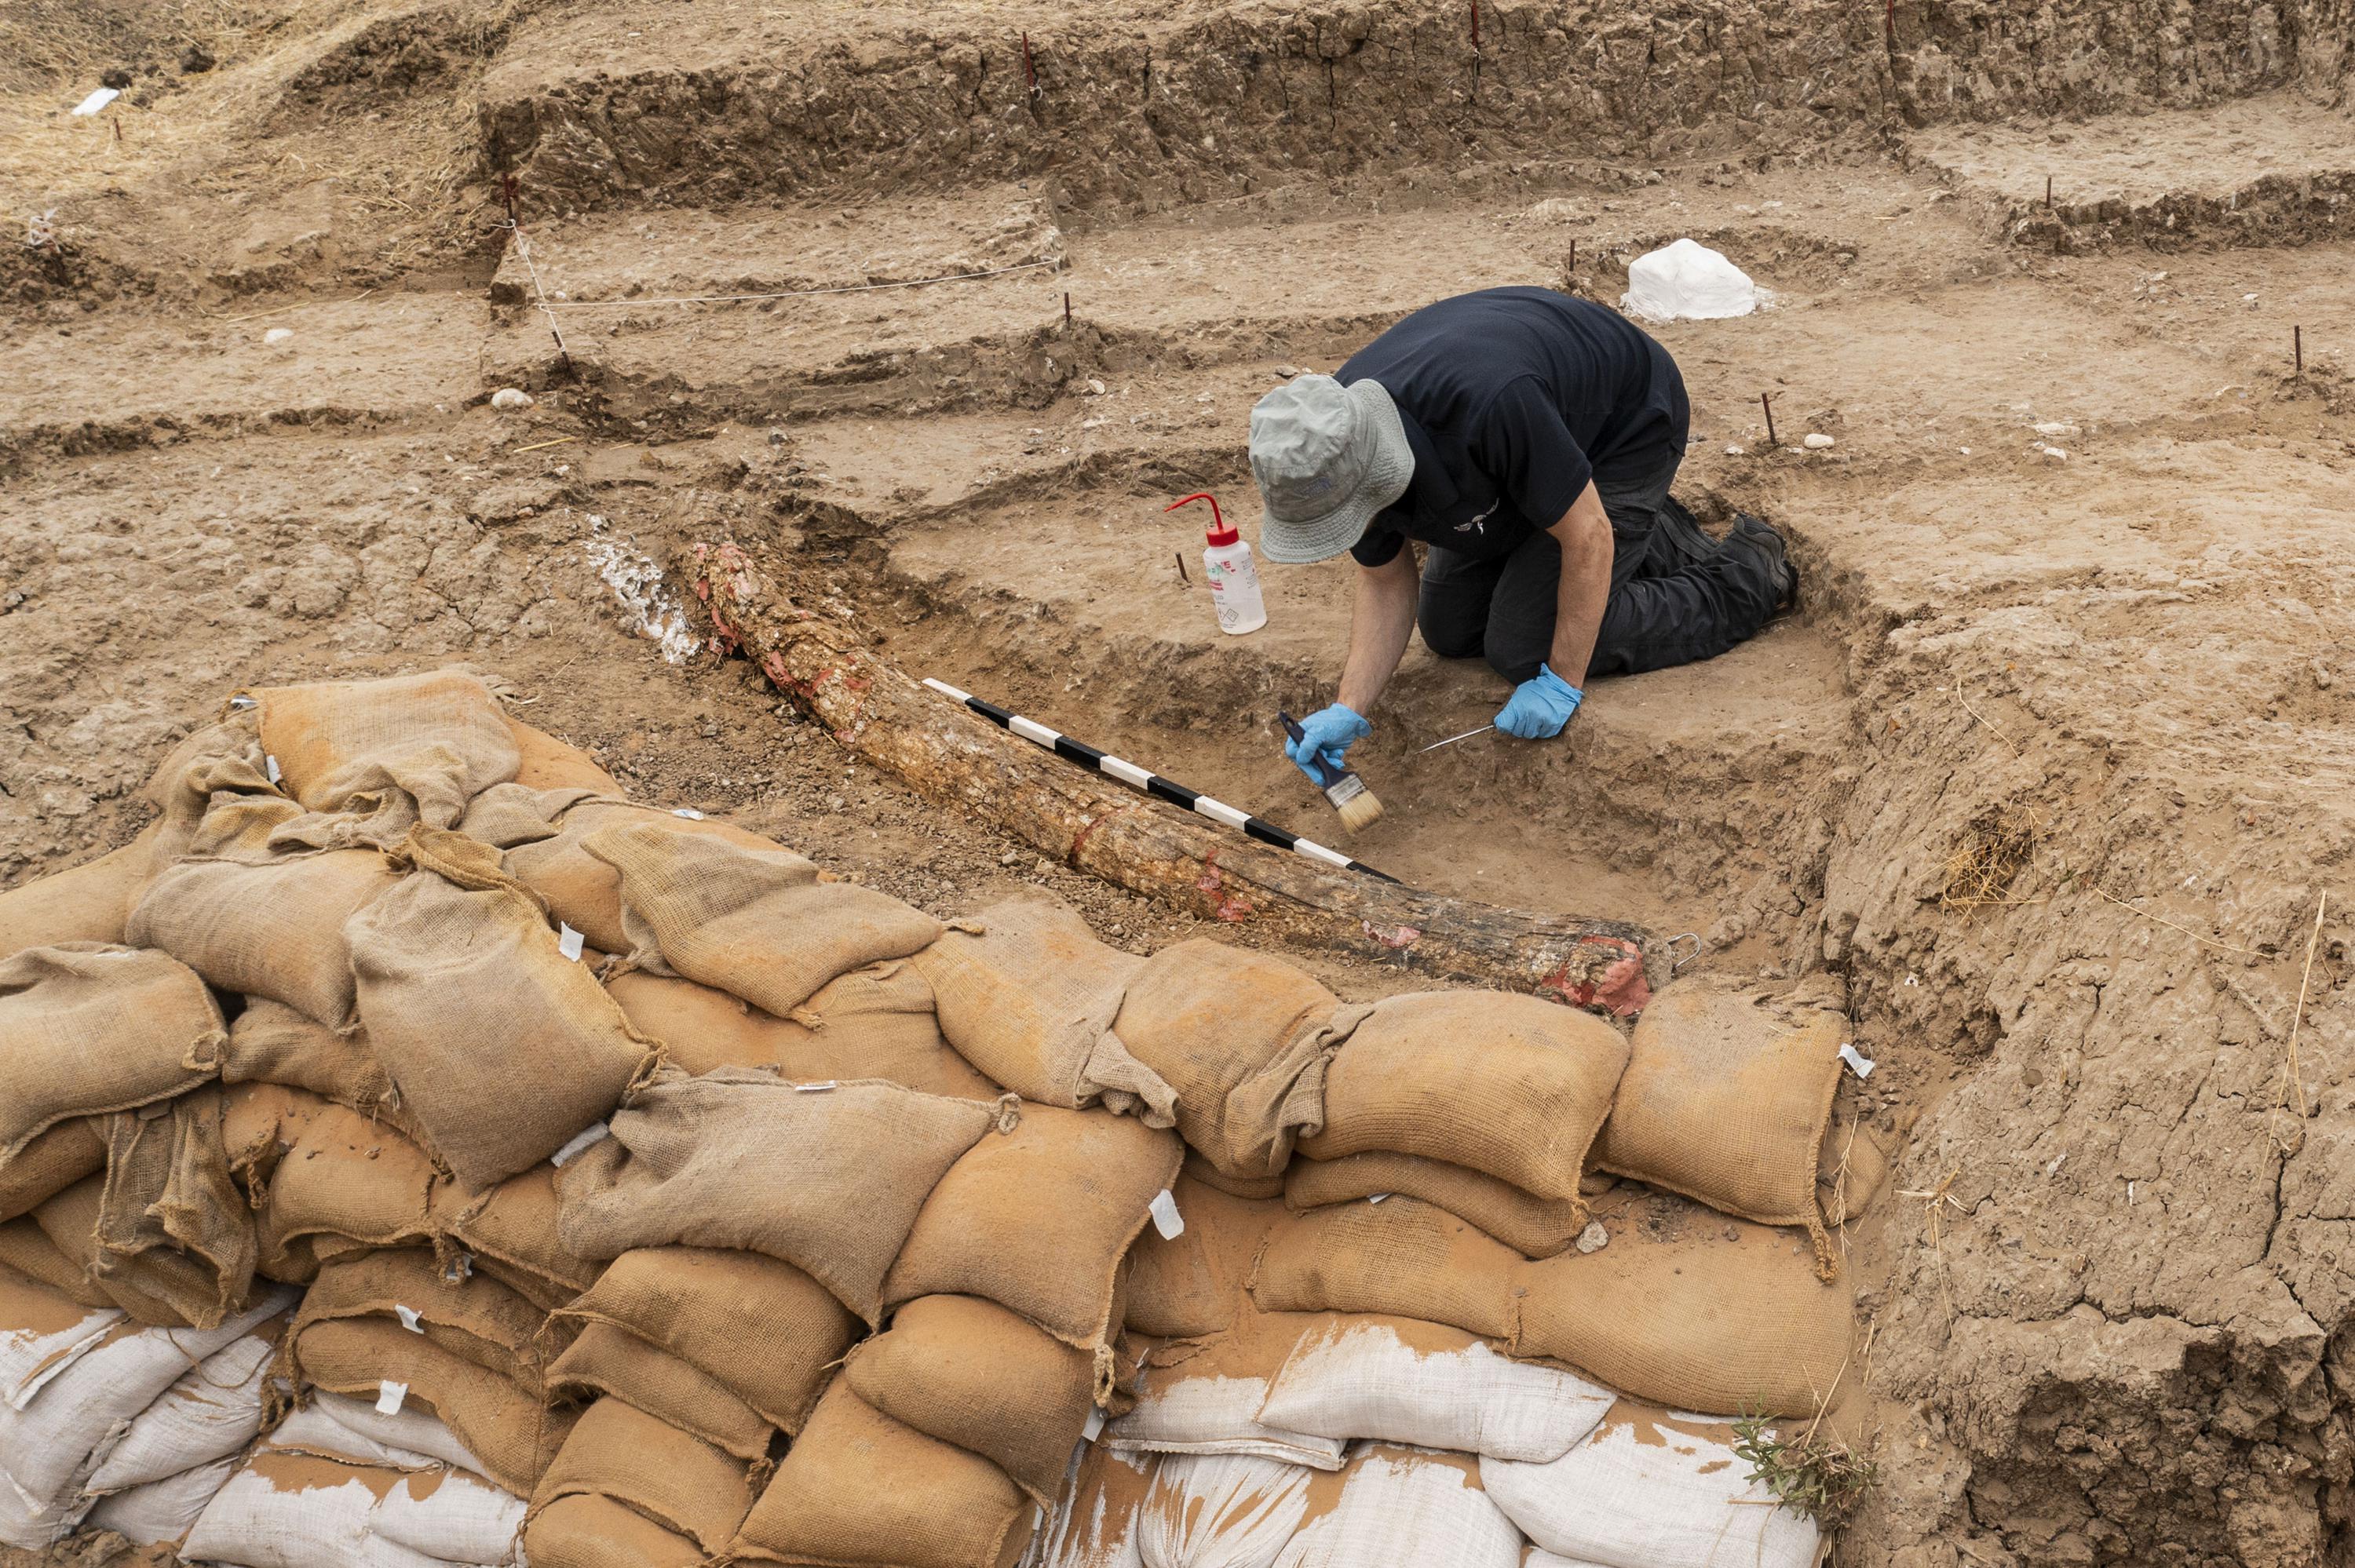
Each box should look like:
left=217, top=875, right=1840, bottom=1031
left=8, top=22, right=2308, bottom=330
left=268, top=1404, right=447, bottom=1471
left=0, top=1273, right=122, bottom=1409
left=84, top=1456, right=236, bottom=1545
left=1272, top=1445, right=1521, bottom=1568
left=1108, top=1373, right=1344, bottom=1471
left=1524, top=1555, right=1613, bottom=1568
left=1256, top=1317, right=1616, bottom=1464
left=304, top=1388, right=496, bottom=1480
left=0, top=1459, right=90, bottom=1549
left=1479, top=1405, right=1820, bottom=1568
left=0, top=1286, right=294, bottom=1532
left=1039, top=1440, right=1152, bottom=1568
left=183, top=1446, right=520, bottom=1568
left=1621, top=239, right=1764, bottom=323
left=83, top=1331, right=276, bottom=1493
left=368, top=1466, right=526, bottom=1564
left=1136, top=1452, right=1313, bottom=1568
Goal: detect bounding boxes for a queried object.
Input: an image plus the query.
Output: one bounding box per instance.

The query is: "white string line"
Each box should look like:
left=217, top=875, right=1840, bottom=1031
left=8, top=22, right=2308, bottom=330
left=534, top=257, right=1064, bottom=309
left=506, top=221, right=575, bottom=366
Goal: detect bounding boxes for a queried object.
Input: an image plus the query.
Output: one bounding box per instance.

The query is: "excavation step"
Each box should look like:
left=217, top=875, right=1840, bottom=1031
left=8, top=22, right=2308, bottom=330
left=1908, top=92, right=2355, bottom=251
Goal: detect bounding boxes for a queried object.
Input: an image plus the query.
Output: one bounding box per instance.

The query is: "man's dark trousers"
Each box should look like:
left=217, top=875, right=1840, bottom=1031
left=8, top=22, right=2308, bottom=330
left=1414, top=447, right=1787, bottom=684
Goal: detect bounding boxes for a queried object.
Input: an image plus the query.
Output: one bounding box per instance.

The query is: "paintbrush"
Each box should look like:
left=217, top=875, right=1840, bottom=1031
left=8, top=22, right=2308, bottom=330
left=1278, top=711, right=1385, bottom=833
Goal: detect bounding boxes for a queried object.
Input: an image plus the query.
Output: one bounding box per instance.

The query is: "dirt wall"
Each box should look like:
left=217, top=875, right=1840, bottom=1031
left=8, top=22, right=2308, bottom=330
left=480, top=0, right=2317, bottom=221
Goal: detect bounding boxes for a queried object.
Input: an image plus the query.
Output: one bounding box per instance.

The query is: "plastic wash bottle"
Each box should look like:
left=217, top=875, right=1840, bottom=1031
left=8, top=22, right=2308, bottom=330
left=1167, top=492, right=1266, bottom=635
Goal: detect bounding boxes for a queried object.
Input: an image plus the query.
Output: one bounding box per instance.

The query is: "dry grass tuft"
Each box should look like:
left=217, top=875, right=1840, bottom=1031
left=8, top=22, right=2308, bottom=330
left=1939, top=806, right=2042, bottom=912
left=1733, top=1409, right=1880, bottom=1530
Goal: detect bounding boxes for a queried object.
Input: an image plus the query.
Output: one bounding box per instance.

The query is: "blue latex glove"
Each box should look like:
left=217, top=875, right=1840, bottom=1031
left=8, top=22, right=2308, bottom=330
left=1285, top=703, right=1370, bottom=783
left=1494, top=665, right=1583, bottom=738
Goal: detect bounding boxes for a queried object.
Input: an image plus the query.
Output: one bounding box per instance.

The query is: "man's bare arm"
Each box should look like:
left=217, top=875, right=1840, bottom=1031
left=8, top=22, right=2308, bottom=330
left=1543, top=480, right=1616, bottom=685
left=1336, top=549, right=1421, bottom=715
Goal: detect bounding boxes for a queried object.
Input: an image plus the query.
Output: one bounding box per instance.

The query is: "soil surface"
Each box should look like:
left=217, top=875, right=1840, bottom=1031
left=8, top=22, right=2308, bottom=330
left=7, top=3, right=2355, bottom=1565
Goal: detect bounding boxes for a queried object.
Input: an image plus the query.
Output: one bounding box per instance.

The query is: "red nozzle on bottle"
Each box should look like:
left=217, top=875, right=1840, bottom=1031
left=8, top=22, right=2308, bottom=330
left=1167, top=492, right=1237, bottom=547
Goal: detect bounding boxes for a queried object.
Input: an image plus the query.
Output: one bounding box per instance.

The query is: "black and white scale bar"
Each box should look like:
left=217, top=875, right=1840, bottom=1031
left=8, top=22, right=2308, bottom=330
left=922, top=679, right=1400, bottom=884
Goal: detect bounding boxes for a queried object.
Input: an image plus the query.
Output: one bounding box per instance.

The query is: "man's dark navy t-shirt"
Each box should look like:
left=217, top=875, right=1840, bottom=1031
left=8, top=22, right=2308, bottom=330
left=1341, top=288, right=1686, bottom=569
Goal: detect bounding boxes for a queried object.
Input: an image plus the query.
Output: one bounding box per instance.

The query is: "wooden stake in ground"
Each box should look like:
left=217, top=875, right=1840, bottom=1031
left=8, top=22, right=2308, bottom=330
left=685, top=538, right=1656, bottom=1014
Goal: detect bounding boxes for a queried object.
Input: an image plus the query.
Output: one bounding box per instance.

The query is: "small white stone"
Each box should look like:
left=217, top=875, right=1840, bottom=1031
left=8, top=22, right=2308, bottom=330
left=262, top=326, right=294, bottom=347
left=1082, top=377, right=1107, bottom=396
left=1959, top=447, right=1973, bottom=456
left=1575, top=1221, right=1610, bottom=1255
left=1802, top=432, right=1835, bottom=450
left=1725, top=443, right=1746, bottom=456
left=2031, top=421, right=2079, bottom=437
left=491, top=387, right=535, bottom=410
left=2040, top=445, right=2068, bottom=462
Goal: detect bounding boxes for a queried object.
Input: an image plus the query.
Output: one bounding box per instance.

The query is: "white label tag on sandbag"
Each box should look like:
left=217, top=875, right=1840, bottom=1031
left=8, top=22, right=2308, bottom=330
left=441, top=1253, right=473, bottom=1283
left=672, top=807, right=705, bottom=820
left=228, top=694, right=258, bottom=710
left=394, top=1305, right=423, bottom=1333
left=1838, top=1043, right=1877, bottom=1078
left=265, top=754, right=282, bottom=785
left=792, top=1081, right=838, bottom=1093
left=1148, top=1188, right=1184, bottom=1240
left=1367, top=1192, right=1393, bottom=1204
left=1083, top=1406, right=1106, bottom=1441
left=550, top=1121, right=610, bottom=1167
left=557, top=922, right=586, bottom=961
left=375, top=1380, right=408, bottom=1415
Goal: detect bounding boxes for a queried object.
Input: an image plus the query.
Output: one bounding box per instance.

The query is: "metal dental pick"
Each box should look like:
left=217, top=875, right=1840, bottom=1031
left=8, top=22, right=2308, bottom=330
left=1418, top=724, right=1495, bottom=753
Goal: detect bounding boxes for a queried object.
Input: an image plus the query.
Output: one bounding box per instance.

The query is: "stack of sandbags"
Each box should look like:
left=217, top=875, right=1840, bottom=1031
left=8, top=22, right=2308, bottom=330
left=1285, top=990, right=1629, bottom=1257
left=183, top=1398, right=527, bottom=1568
left=0, top=1267, right=291, bottom=1549
left=1484, top=1402, right=1822, bottom=1568
left=2, top=943, right=262, bottom=1330
left=1108, top=1179, right=1346, bottom=1471
left=1251, top=1187, right=1850, bottom=1418
left=555, top=1066, right=1183, bottom=1568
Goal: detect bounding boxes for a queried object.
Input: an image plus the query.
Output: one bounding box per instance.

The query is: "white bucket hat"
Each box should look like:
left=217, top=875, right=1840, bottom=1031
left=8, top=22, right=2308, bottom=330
left=1247, top=374, right=1415, bottom=563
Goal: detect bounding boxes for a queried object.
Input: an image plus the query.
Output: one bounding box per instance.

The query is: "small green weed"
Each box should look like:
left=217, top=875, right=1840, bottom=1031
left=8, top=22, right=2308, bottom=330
left=1731, top=1409, right=1879, bottom=1531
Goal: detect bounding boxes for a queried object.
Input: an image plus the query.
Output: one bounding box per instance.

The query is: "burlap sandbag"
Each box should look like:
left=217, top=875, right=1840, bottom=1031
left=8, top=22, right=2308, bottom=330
left=218, top=997, right=405, bottom=1129
left=508, top=717, right=625, bottom=794
left=1513, top=1193, right=1852, bottom=1417
left=431, top=1161, right=604, bottom=1312
left=1597, top=976, right=1848, bottom=1274
left=583, top=821, right=942, bottom=1017
left=0, top=1118, right=104, bottom=1223
left=545, top=1320, right=776, bottom=1463
left=845, top=1294, right=1097, bottom=1507
left=89, top=1088, right=257, bottom=1329
left=557, top=1246, right=856, bottom=1434
left=294, top=1249, right=550, bottom=1392
left=36, top=1173, right=197, bottom=1325
left=0, top=1216, right=111, bottom=1307
left=557, top=1070, right=1004, bottom=1324
left=502, top=800, right=783, bottom=957
left=1286, top=1151, right=1583, bottom=1260
left=526, top=1493, right=706, bottom=1568
left=531, top=1395, right=753, bottom=1552
left=126, top=828, right=401, bottom=1030
left=0, top=944, right=222, bottom=1163
left=606, top=963, right=999, bottom=1098
left=346, top=826, right=656, bottom=1191
left=225, top=1087, right=440, bottom=1282
left=885, top=1102, right=1179, bottom=1352
left=1248, top=1197, right=1521, bottom=1342
left=250, top=668, right=520, bottom=844
left=290, top=1315, right=572, bottom=1493
left=912, top=901, right=1175, bottom=1123
left=1111, top=939, right=1346, bottom=1180
left=1121, top=1176, right=1282, bottom=1340
left=1298, top=990, right=1627, bottom=1206
left=0, top=830, right=156, bottom=961
left=731, top=1378, right=1031, bottom=1568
